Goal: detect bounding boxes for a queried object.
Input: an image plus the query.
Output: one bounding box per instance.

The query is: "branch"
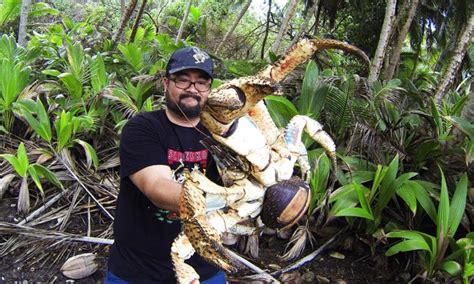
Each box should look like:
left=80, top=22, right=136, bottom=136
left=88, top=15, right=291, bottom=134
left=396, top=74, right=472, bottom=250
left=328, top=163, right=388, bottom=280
left=225, top=248, right=281, bottom=283
left=0, top=221, right=114, bottom=245
left=59, top=154, right=114, bottom=221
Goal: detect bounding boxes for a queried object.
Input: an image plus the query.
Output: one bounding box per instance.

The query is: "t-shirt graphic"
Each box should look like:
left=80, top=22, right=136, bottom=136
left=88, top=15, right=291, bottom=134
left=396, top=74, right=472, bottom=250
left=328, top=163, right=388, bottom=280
left=167, top=149, right=208, bottom=168
left=157, top=148, right=209, bottom=223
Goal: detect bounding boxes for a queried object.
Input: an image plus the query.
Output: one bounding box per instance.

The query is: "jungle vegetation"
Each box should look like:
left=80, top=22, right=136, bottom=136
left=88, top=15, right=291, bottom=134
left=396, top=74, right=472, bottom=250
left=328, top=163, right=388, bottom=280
left=0, top=0, right=472, bottom=282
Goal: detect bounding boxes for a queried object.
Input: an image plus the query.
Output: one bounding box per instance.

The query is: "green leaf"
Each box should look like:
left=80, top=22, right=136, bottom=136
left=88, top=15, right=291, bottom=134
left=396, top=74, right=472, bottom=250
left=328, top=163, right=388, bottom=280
left=90, top=53, right=108, bottom=93
left=31, top=164, right=63, bottom=189
left=74, top=139, right=99, bottom=169
left=0, top=1, right=21, bottom=26
left=16, top=143, right=29, bottom=177
left=298, top=61, right=328, bottom=119
left=354, top=182, right=372, bottom=216
left=329, top=183, right=357, bottom=202
left=349, top=170, right=374, bottom=184
left=224, top=60, right=266, bottom=76
left=430, top=98, right=443, bottom=137
left=377, top=172, right=417, bottom=215
left=0, top=58, right=30, bottom=111
left=35, top=100, right=52, bottom=142
left=385, top=239, right=431, bottom=256
left=41, top=69, right=61, bottom=77
left=444, top=116, right=474, bottom=140
left=335, top=207, right=374, bottom=220
left=309, top=153, right=331, bottom=212
left=386, top=230, right=430, bottom=242
left=380, top=154, right=399, bottom=189
left=58, top=72, right=82, bottom=99
left=19, top=107, right=45, bottom=140
left=118, top=43, right=144, bottom=72
left=437, top=169, right=450, bottom=244
left=17, top=99, right=53, bottom=144
left=0, top=154, right=22, bottom=176
left=62, top=15, right=75, bottom=30
left=66, top=42, right=84, bottom=80
left=55, top=111, right=73, bottom=151
left=409, top=180, right=437, bottom=223
left=30, top=2, right=59, bottom=17
left=439, top=260, right=461, bottom=276
left=27, top=165, right=44, bottom=195
left=397, top=183, right=417, bottom=214
left=370, top=165, right=386, bottom=200
left=265, top=95, right=299, bottom=128
left=448, top=173, right=468, bottom=236
left=329, top=184, right=359, bottom=216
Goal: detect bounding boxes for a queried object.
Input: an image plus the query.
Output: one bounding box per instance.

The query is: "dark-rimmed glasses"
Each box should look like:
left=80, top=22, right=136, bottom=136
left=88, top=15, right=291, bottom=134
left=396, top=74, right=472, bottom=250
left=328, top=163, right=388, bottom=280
left=169, top=77, right=212, bottom=92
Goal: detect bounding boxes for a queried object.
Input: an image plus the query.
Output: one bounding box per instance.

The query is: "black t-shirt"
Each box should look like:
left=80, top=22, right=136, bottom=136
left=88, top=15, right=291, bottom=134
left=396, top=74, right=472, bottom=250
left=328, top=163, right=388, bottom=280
left=108, top=110, right=220, bottom=283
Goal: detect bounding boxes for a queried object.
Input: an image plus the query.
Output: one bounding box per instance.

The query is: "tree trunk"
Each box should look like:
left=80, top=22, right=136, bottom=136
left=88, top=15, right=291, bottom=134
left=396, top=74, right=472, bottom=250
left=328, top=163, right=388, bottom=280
left=270, top=0, right=298, bottom=54
left=120, top=0, right=126, bottom=16
left=312, top=0, right=322, bottom=35
left=434, top=13, right=474, bottom=104
left=18, top=0, right=32, bottom=47
left=368, top=0, right=397, bottom=85
left=129, top=0, right=148, bottom=43
left=384, top=0, right=420, bottom=80
left=155, top=0, right=169, bottom=34
left=175, top=0, right=192, bottom=44
left=288, top=0, right=319, bottom=49
left=215, top=0, right=252, bottom=53
left=112, top=0, right=138, bottom=49
left=260, top=0, right=272, bottom=59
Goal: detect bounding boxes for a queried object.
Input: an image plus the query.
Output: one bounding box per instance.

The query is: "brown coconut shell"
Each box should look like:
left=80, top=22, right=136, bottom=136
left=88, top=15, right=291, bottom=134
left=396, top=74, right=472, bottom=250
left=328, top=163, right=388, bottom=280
left=260, top=177, right=311, bottom=230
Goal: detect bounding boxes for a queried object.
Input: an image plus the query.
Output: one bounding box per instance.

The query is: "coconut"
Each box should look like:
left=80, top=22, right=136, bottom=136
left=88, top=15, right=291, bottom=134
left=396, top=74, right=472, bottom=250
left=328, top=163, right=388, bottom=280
left=260, top=177, right=310, bottom=230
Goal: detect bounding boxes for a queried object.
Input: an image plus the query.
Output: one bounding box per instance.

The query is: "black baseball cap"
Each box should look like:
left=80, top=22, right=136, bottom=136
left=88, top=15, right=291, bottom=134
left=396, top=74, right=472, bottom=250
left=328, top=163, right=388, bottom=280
left=166, top=47, right=213, bottom=79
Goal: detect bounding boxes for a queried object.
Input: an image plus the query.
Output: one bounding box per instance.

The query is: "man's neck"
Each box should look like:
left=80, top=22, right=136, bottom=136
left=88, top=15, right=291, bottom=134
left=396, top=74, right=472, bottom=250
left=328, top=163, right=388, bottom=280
left=165, top=108, right=200, bottom=127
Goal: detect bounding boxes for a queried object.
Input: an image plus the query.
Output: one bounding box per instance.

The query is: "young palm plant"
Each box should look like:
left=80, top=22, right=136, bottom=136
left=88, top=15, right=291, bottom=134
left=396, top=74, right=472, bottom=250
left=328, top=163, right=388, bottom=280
left=329, top=154, right=439, bottom=254
left=0, top=35, right=31, bottom=132
left=385, top=171, right=469, bottom=281
left=15, top=98, right=99, bottom=170
left=0, top=142, right=62, bottom=213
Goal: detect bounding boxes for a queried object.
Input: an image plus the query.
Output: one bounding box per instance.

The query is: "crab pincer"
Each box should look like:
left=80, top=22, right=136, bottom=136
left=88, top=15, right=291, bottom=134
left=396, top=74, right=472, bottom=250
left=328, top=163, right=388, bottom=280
left=171, top=170, right=246, bottom=284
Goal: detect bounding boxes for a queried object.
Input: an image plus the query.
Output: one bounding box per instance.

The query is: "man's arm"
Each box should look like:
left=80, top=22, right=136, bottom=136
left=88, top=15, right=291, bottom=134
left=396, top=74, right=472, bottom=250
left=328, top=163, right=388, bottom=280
left=129, top=165, right=182, bottom=213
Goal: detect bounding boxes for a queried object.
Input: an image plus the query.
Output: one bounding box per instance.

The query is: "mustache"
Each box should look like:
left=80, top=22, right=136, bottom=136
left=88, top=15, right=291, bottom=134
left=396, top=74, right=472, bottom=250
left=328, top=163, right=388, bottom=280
left=179, top=93, right=201, bottom=102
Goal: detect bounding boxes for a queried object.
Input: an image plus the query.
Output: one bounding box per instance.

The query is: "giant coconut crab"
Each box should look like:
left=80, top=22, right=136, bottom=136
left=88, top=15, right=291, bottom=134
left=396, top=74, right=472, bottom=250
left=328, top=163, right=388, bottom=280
left=170, top=38, right=370, bottom=283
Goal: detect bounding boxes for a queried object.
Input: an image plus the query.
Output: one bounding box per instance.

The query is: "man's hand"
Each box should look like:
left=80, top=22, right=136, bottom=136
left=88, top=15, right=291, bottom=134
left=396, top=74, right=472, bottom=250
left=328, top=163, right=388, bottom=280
left=130, top=165, right=182, bottom=213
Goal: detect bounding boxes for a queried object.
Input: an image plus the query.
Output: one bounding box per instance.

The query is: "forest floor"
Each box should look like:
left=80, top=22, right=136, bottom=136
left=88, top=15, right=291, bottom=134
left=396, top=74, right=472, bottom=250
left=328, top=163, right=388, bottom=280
left=0, top=194, right=405, bottom=283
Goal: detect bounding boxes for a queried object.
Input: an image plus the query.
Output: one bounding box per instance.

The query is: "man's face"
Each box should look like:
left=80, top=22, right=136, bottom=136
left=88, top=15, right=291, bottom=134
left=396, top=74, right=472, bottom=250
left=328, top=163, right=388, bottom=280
left=163, top=69, right=212, bottom=119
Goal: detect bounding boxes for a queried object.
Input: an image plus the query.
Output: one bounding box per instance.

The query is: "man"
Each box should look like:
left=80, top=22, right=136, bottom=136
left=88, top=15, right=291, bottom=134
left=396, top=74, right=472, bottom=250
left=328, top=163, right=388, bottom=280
left=105, top=47, right=225, bottom=283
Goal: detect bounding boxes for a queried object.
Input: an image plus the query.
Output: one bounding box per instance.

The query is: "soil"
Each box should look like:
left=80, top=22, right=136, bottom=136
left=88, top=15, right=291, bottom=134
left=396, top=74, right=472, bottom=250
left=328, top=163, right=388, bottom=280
left=0, top=194, right=404, bottom=284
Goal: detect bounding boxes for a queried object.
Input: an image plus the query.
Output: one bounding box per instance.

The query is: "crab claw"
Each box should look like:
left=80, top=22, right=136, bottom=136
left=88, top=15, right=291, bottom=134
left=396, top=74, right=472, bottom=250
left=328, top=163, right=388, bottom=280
left=203, top=76, right=282, bottom=126
left=178, top=170, right=247, bottom=275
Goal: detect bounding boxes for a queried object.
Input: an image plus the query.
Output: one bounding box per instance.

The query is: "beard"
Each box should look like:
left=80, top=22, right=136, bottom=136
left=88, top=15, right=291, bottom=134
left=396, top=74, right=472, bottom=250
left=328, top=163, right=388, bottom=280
left=166, top=92, right=203, bottom=119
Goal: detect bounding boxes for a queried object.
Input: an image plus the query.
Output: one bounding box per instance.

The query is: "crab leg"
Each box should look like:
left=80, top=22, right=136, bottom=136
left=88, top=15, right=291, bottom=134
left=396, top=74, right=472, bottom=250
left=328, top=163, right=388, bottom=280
left=186, top=169, right=266, bottom=213
left=171, top=233, right=199, bottom=284
left=259, top=38, right=370, bottom=82
left=248, top=101, right=291, bottom=160
left=285, top=115, right=337, bottom=176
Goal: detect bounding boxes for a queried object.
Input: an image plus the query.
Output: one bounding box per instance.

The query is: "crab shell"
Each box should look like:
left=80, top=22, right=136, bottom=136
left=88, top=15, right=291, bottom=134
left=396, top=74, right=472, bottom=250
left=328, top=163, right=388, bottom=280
left=260, top=177, right=311, bottom=230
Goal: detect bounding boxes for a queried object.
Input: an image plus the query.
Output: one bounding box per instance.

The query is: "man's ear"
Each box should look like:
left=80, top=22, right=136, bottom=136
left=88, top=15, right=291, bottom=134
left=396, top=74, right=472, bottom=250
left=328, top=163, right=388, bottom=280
left=161, top=77, right=169, bottom=90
